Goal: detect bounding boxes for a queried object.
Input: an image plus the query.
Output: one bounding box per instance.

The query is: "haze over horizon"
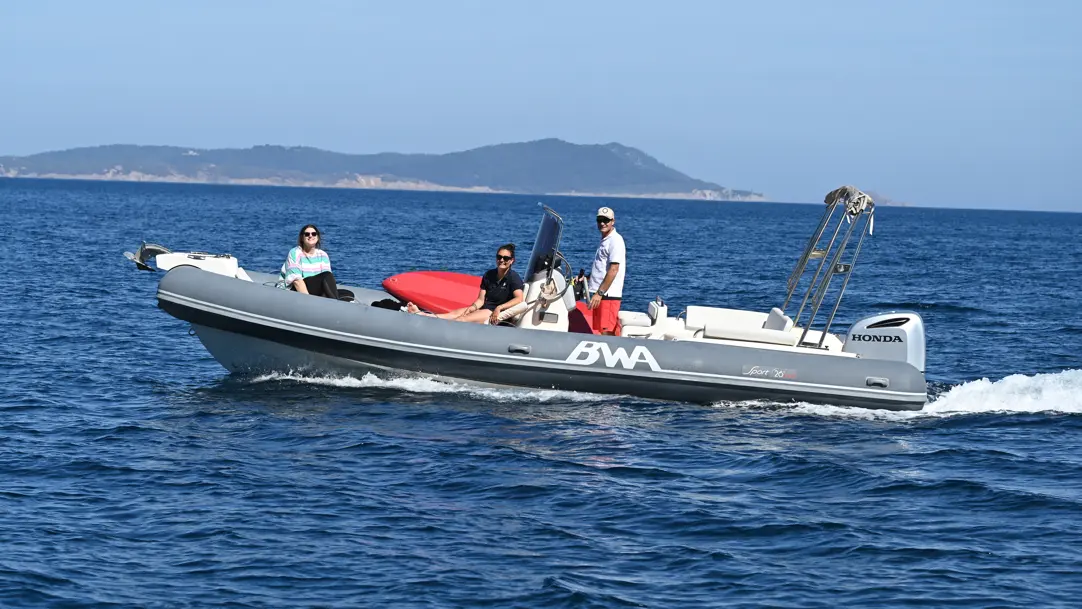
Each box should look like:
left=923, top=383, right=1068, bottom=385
left=2, top=1, right=1079, bottom=211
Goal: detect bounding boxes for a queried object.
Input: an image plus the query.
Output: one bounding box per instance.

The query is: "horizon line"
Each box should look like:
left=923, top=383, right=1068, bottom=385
left=2, top=175, right=1075, bottom=215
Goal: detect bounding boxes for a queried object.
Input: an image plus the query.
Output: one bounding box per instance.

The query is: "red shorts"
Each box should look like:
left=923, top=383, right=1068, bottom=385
left=592, top=299, right=622, bottom=335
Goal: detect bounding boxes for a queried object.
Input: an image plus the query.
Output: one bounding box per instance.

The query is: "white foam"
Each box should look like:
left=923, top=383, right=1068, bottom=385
left=250, top=369, right=1082, bottom=415
left=248, top=371, right=612, bottom=403
left=708, top=398, right=919, bottom=421
left=711, top=369, right=1082, bottom=419
left=925, top=369, right=1082, bottom=415
left=789, top=401, right=917, bottom=421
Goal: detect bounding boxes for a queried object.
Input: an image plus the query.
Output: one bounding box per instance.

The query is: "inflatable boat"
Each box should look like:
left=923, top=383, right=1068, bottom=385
left=127, top=186, right=928, bottom=410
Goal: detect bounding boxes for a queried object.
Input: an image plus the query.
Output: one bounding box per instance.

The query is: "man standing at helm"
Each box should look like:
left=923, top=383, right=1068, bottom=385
left=587, top=206, right=626, bottom=336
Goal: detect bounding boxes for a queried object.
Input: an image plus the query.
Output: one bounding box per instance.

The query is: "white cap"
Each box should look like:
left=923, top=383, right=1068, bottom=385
left=597, top=206, right=615, bottom=220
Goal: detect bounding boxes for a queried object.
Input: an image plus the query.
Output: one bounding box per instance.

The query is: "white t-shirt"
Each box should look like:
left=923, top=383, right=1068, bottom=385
left=588, top=229, right=626, bottom=298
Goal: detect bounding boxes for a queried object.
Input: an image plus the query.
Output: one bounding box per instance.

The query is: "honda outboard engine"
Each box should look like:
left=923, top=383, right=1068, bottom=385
left=842, top=312, right=926, bottom=372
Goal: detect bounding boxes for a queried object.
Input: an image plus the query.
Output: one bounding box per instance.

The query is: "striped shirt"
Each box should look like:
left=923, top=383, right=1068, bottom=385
left=278, top=246, right=332, bottom=288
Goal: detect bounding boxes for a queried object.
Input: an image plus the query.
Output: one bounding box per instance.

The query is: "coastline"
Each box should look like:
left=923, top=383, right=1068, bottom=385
left=0, top=171, right=768, bottom=202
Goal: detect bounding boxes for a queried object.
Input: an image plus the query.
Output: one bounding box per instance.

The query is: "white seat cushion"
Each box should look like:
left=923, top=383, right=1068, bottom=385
left=682, top=305, right=797, bottom=346
left=702, top=323, right=798, bottom=346
left=685, top=306, right=769, bottom=331
left=619, top=311, right=652, bottom=328
left=622, top=325, right=655, bottom=338
left=763, top=307, right=793, bottom=332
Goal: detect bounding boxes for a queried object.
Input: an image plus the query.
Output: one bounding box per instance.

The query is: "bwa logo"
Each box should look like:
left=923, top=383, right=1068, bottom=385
left=565, top=341, right=661, bottom=372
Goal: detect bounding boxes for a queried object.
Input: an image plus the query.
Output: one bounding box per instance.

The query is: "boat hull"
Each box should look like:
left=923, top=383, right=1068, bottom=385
left=158, top=266, right=928, bottom=410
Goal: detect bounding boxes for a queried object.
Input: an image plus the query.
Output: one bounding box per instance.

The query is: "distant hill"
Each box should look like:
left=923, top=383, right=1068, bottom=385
left=0, top=139, right=763, bottom=200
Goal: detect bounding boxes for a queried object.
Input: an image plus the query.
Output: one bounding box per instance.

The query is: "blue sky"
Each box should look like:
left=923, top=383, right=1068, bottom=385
left=2, top=1, right=1079, bottom=210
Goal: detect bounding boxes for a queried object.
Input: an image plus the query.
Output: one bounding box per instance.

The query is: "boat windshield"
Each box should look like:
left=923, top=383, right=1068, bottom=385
left=525, top=206, right=564, bottom=281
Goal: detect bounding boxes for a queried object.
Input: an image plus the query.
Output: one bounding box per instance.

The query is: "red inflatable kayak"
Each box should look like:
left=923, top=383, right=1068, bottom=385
left=382, top=271, right=480, bottom=314
left=383, top=270, right=598, bottom=334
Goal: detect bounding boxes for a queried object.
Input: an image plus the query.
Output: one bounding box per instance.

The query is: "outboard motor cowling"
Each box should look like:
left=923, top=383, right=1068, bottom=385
left=843, top=312, right=925, bottom=372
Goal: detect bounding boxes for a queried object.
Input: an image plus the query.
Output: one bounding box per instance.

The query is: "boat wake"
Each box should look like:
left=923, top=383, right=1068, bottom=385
left=783, top=369, right=1082, bottom=420
left=924, top=369, right=1082, bottom=415
left=247, top=369, right=1082, bottom=418
left=247, top=371, right=615, bottom=403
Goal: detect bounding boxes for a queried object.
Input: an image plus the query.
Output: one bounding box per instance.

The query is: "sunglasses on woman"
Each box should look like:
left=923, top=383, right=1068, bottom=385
left=304, top=231, right=319, bottom=237
left=496, top=255, right=513, bottom=262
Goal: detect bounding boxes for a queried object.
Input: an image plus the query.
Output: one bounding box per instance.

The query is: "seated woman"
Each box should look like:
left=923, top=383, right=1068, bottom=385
left=408, top=243, right=525, bottom=324
left=278, top=224, right=341, bottom=299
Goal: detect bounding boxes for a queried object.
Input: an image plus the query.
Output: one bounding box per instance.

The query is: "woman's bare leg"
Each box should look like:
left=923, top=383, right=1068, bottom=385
left=408, top=303, right=493, bottom=323
left=408, top=302, right=467, bottom=318
left=437, top=306, right=470, bottom=320
left=453, top=309, right=493, bottom=324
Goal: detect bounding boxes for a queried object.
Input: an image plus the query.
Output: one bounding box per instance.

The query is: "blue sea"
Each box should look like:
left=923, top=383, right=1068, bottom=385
left=3, top=178, right=1081, bottom=608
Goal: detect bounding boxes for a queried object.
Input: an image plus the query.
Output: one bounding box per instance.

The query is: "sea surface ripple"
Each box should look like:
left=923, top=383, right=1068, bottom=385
left=2, top=179, right=1081, bottom=608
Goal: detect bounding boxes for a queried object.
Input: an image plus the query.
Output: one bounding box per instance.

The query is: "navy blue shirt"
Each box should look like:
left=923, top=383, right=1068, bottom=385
left=480, top=268, right=524, bottom=310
